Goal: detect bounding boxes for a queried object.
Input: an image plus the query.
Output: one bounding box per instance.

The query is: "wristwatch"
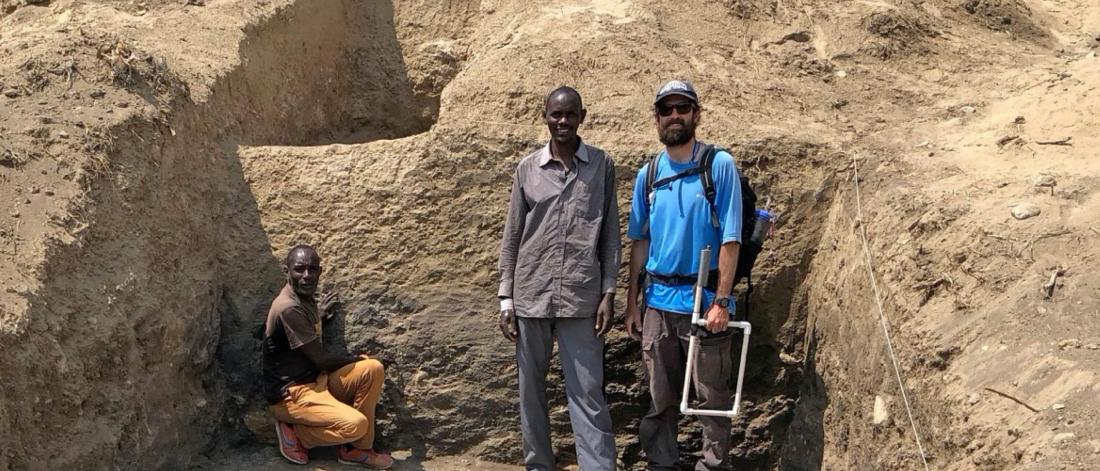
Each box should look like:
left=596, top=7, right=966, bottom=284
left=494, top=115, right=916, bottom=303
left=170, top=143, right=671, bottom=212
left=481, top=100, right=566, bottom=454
left=714, top=296, right=731, bottom=308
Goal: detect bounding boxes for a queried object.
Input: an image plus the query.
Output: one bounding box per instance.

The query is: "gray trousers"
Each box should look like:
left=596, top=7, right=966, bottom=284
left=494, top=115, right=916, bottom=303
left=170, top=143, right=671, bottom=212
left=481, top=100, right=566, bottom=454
left=640, top=308, right=733, bottom=471
left=517, top=316, right=617, bottom=471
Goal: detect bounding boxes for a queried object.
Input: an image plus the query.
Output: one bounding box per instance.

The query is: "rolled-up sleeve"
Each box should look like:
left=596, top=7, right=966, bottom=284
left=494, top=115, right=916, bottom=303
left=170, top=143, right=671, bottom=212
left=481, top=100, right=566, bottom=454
left=598, top=159, right=621, bottom=294
left=498, top=167, right=526, bottom=298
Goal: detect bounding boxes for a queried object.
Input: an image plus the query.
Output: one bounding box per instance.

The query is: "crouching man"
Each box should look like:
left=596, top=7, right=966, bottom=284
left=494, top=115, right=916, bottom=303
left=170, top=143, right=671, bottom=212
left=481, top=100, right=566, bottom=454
left=262, top=244, right=393, bottom=469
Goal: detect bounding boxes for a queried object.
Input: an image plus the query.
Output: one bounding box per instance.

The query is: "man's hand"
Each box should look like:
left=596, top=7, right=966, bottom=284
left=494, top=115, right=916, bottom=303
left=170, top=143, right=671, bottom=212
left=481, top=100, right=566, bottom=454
left=704, top=303, right=730, bottom=333
left=624, top=302, right=643, bottom=341
left=319, top=291, right=339, bottom=320
left=594, top=293, right=614, bottom=337
left=499, top=308, right=518, bottom=342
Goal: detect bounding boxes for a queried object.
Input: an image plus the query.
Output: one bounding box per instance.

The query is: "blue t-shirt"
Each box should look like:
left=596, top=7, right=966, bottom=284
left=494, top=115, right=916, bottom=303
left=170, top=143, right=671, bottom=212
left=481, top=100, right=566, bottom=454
left=627, top=146, right=743, bottom=315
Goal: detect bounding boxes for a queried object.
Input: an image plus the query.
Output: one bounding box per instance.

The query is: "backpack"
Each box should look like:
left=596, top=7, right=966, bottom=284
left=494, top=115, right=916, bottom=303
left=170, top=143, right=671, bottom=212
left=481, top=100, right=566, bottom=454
left=643, top=144, right=763, bottom=321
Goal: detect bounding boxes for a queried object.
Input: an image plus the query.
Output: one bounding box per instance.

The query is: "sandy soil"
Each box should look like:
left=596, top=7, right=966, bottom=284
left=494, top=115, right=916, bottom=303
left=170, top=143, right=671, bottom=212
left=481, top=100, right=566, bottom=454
left=1, top=0, right=1098, bottom=470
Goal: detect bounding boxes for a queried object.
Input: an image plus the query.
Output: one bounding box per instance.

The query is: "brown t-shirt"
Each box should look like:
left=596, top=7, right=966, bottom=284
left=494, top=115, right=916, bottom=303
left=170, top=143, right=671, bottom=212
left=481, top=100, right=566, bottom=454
left=262, top=284, right=322, bottom=403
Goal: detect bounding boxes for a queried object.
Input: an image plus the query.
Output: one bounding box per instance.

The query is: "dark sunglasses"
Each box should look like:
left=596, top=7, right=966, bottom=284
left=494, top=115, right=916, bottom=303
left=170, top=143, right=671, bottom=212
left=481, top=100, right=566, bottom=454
left=656, top=102, right=696, bottom=117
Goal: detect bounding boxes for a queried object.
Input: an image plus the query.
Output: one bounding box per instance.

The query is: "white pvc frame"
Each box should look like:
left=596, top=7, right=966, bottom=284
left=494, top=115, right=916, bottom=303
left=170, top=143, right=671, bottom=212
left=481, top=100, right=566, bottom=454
left=679, top=247, right=753, bottom=418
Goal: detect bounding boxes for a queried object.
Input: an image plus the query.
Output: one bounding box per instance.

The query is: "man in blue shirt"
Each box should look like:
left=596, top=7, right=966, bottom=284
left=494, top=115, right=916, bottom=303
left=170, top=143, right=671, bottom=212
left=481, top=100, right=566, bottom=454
left=624, top=80, right=742, bottom=471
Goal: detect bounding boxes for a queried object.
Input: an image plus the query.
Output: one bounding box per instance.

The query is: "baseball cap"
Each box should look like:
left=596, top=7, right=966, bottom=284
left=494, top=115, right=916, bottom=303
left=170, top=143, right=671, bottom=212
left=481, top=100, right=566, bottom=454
left=653, top=80, right=699, bottom=105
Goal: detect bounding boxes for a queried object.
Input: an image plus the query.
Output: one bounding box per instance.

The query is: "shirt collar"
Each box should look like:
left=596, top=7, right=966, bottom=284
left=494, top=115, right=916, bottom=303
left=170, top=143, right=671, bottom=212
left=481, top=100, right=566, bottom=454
left=283, top=283, right=316, bottom=306
left=538, top=139, right=589, bottom=167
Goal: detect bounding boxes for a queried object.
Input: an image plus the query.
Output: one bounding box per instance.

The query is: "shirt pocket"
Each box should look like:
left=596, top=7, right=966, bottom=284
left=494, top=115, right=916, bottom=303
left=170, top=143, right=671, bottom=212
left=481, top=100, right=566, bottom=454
left=571, top=171, right=605, bottom=221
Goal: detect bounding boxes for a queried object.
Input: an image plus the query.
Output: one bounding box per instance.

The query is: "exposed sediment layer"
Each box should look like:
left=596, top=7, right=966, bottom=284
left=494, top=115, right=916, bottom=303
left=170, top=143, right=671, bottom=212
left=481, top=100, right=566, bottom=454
left=2, top=1, right=1098, bottom=470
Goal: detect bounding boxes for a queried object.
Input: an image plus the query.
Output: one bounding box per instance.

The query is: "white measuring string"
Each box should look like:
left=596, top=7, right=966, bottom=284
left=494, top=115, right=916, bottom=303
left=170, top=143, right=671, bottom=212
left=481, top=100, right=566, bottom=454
left=851, top=156, right=932, bottom=471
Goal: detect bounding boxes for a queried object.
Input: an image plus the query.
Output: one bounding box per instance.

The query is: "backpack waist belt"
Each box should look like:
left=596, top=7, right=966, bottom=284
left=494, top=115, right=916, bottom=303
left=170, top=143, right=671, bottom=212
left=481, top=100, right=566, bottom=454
left=646, top=269, right=719, bottom=291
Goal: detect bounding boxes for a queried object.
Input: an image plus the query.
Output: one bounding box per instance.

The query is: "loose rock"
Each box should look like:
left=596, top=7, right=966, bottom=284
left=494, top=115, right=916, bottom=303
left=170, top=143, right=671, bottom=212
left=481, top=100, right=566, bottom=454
left=1010, top=203, right=1041, bottom=220
left=1033, top=175, right=1056, bottom=188
left=3, top=89, right=20, bottom=98
left=1058, top=339, right=1080, bottom=350
left=873, top=395, right=891, bottom=426
left=1052, top=432, right=1075, bottom=444
left=242, top=410, right=276, bottom=444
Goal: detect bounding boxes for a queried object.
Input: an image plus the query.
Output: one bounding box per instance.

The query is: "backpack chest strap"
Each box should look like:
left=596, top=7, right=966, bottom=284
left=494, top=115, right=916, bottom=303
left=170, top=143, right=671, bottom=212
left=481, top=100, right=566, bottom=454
left=645, top=145, right=721, bottom=229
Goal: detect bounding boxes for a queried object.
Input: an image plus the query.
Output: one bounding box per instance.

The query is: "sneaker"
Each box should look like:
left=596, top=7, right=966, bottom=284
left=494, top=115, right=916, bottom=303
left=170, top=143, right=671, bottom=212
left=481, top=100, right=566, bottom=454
left=338, top=445, right=394, bottom=469
left=274, top=421, right=308, bottom=465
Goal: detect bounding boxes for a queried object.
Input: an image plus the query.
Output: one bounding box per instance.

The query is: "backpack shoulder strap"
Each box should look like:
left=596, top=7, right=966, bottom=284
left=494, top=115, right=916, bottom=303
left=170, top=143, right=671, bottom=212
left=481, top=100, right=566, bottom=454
left=699, top=145, right=720, bottom=228
left=644, top=153, right=661, bottom=209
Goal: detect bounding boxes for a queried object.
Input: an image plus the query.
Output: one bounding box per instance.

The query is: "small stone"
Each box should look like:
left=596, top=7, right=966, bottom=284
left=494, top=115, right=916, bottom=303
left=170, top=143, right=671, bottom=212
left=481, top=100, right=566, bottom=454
left=1058, top=339, right=1080, bottom=350
left=22, top=198, right=30, bottom=205
left=1052, top=403, right=1066, bottom=411
left=58, top=131, right=69, bottom=139
left=1014, top=116, right=1026, bottom=124
left=89, top=90, right=105, bottom=99
left=959, top=105, right=977, bottom=114
left=3, top=89, right=19, bottom=98
left=43, top=189, right=54, bottom=196
left=1011, top=203, right=1041, bottom=220
left=29, top=187, right=40, bottom=194
left=835, top=70, right=848, bottom=78
left=10, top=212, right=19, bottom=218
left=1034, top=175, right=1056, bottom=187
left=243, top=410, right=276, bottom=444
left=873, top=395, right=891, bottom=426
left=1053, top=432, right=1075, bottom=444
left=968, top=393, right=981, bottom=405
left=116, top=101, right=129, bottom=108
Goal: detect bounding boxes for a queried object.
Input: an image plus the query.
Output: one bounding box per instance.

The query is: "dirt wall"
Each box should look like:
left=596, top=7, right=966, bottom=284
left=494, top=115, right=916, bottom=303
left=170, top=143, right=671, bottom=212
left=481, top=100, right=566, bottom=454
left=0, top=0, right=445, bottom=468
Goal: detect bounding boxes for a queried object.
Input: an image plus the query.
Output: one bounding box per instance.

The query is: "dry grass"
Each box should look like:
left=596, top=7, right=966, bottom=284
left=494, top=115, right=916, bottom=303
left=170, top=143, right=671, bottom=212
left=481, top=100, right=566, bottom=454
left=860, top=9, right=939, bottom=60
left=80, top=126, right=115, bottom=176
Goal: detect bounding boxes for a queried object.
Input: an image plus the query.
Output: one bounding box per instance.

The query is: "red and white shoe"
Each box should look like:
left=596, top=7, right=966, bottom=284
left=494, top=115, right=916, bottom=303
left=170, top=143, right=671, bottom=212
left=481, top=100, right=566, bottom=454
left=274, top=421, right=308, bottom=465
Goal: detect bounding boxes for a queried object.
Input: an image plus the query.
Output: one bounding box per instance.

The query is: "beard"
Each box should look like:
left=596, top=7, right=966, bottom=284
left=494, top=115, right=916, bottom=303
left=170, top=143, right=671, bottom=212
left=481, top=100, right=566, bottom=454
left=659, top=119, right=696, bottom=146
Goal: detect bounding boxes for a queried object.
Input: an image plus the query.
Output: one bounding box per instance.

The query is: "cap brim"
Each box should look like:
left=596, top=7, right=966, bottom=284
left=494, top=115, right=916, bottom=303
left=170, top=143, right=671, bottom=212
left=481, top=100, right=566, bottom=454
left=654, top=91, right=698, bottom=105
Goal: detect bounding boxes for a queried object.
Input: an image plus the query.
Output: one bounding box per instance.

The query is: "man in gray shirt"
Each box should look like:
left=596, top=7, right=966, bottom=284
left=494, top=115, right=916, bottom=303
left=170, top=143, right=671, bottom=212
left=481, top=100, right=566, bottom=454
left=497, top=86, right=620, bottom=471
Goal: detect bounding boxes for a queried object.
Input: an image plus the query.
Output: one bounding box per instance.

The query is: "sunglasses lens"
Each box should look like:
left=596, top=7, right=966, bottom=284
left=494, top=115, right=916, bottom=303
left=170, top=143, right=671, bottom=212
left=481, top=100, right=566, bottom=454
left=658, top=103, right=694, bottom=116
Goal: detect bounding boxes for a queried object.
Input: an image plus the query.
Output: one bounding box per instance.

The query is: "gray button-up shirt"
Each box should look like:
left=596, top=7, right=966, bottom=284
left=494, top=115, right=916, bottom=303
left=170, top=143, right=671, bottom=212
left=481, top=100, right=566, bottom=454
left=498, top=141, right=621, bottom=318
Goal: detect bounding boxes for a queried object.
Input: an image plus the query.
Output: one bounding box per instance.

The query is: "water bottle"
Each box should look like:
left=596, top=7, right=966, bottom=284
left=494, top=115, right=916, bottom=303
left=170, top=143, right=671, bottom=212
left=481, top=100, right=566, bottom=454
left=749, top=209, right=773, bottom=246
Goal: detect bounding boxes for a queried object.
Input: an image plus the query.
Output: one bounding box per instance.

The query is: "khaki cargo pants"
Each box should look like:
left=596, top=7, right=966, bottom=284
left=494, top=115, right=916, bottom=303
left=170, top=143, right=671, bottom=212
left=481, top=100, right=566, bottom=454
left=639, top=308, right=734, bottom=471
left=271, top=358, right=385, bottom=450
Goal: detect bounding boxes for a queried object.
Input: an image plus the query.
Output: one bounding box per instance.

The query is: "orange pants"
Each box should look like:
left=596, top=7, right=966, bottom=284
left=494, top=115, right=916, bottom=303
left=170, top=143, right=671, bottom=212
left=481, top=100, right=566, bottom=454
left=270, top=358, right=385, bottom=450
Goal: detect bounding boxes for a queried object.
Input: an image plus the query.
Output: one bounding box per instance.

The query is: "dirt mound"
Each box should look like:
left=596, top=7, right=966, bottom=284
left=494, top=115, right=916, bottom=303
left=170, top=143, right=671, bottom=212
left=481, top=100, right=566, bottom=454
left=960, top=0, right=1052, bottom=42
left=2, top=0, right=1099, bottom=470
left=861, top=8, right=941, bottom=59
